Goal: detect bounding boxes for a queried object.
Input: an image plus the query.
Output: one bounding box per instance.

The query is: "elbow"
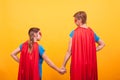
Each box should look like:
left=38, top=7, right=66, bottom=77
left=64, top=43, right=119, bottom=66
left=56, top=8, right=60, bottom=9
left=103, top=44, right=105, bottom=47
left=99, top=40, right=105, bottom=48
left=102, top=42, right=105, bottom=47
left=10, top=53, right=14, bottom=57
left=10, top=54, right=12, bottom=57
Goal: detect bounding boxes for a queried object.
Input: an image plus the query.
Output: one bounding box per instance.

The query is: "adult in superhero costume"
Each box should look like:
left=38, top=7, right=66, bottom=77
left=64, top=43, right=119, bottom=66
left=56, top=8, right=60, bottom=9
left=61, top=11, right=105, bottom=80
left=11, top=27, right=65, bottom=80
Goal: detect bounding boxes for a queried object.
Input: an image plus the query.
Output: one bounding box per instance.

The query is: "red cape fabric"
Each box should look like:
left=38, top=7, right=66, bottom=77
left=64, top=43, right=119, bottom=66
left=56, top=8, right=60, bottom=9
left=71, top=27, right=98, bottom=80
left=18, top=41, right=40, bottom=80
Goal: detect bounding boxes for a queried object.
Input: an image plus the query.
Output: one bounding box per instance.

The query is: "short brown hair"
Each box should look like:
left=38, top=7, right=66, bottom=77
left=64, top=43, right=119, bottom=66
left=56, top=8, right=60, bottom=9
left=73, top=11, right=87, bottom=24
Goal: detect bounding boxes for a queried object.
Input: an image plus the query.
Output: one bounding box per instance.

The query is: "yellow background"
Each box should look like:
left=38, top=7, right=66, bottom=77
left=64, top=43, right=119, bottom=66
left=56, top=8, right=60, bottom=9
left=0, top=0, right=120, bottom=80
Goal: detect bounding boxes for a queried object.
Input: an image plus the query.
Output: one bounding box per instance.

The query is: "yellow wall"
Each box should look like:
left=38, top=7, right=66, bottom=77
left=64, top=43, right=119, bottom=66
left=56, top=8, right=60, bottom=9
left=0, top=0, right=120, bottom=80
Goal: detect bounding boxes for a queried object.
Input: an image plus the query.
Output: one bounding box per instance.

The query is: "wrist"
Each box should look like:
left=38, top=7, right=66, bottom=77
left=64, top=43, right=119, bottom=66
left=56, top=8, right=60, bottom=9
left=62, top=65, right=66, bottom=68
left=55, top=67, right=60, bottom=72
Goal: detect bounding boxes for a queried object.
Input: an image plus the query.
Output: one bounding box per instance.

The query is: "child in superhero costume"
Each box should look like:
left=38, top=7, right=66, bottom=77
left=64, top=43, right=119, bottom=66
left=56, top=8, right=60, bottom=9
left=61, top=11, right=105, bottom=80
left=11, top=27, right=65, bottom=80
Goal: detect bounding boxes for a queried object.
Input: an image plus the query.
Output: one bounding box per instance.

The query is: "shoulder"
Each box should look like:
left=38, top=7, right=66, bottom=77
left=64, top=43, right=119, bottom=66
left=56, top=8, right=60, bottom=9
left=88, top=27, right=100, bottom=42
left=69, top=30, right=75, bottom=38
left=39, top=45, right=44, bottom=50
left=38, top=45, right=45, bottom=55
left=19, top=41, right=31, bottom=50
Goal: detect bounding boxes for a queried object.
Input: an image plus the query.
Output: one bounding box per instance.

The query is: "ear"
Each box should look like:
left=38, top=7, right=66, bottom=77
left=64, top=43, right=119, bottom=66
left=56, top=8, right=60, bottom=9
left=74, top=19, right=77, bottom=22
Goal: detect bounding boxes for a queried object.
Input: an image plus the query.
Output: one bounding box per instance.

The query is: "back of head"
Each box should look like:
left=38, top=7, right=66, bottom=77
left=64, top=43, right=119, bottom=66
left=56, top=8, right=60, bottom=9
left=73, top=11, right=87, bottom=24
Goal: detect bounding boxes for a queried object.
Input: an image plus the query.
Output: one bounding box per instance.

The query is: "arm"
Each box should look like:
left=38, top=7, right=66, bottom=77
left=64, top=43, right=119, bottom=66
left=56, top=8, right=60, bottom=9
left=10, top=47, right=21, bottom=63
left=42, top=53, right=65, bottom=74
left=96, top=39, right=105, bottom=51
left=61, top=38, right=72, bottom=68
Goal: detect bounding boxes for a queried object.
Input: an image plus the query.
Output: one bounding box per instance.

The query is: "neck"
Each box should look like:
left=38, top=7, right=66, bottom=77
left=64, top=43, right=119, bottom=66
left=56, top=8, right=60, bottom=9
left=78, top=24, right=88, bottom=28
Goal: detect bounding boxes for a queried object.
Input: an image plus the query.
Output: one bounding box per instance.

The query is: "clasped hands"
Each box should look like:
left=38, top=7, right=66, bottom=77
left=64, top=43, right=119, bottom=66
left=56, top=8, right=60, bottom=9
left=58, top=66, right=66, bottom=75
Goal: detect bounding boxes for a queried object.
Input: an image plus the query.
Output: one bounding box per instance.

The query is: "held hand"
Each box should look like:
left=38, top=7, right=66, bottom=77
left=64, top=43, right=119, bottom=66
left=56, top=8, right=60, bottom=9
left=61, top=66, right=66, bottom=71
left=58, top=68, right=66, bottom=74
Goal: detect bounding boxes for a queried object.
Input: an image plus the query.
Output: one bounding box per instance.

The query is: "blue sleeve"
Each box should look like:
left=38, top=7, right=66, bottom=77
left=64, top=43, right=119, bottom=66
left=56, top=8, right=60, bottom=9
left=69, top=30, right=74, bottom=38
left=19, top=44, right=23, bottom=50
left=94, top=33, right=100, bottom=42
left=39, top=45, right=45, bottom=56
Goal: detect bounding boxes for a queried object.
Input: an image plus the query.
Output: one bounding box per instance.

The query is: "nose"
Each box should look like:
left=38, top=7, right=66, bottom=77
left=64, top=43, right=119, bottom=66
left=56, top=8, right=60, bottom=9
left=39, top=32, right=42, bottom=36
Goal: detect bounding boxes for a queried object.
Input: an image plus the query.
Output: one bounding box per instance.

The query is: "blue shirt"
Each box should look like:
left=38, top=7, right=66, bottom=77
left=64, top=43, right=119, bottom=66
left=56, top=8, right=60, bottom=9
left=19, top=44, right=45, bottom=79
left=69, top=30, right=100, bottom=42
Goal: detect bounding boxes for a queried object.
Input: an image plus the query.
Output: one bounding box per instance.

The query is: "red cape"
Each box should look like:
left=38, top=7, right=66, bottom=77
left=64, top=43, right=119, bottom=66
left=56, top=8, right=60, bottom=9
left=71, top=27, right=98, bottom=80
left=18, top=41, right=40, bottom=80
